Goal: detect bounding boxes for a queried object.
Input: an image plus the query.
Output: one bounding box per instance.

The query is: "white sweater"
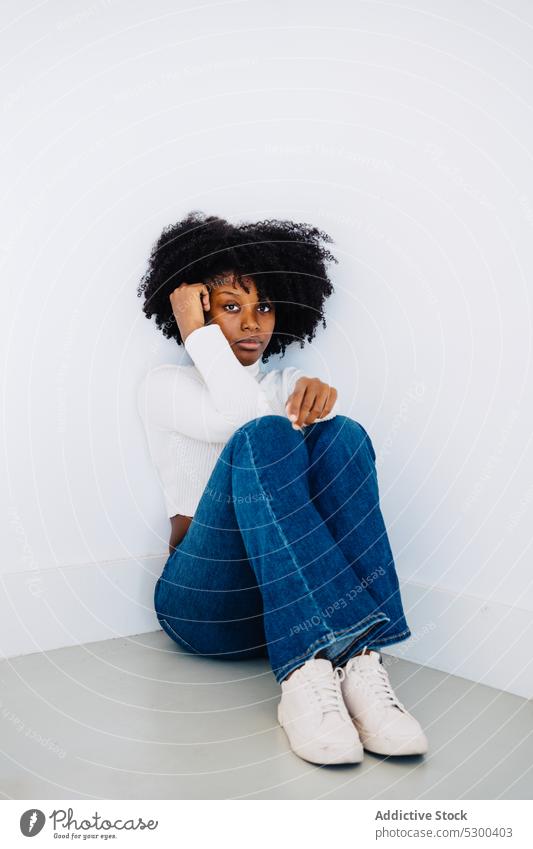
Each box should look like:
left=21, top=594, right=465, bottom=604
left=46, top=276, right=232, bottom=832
left=137, top=323, right=340, bottom=518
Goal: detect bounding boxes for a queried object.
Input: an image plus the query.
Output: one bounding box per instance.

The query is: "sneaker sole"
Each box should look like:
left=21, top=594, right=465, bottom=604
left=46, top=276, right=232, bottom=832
left=361, top=734, right=429, bottom=757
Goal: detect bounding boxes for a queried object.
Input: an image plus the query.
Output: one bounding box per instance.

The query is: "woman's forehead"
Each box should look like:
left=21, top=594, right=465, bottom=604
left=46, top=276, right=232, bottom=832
left=209, top=272, right=256, bottom=294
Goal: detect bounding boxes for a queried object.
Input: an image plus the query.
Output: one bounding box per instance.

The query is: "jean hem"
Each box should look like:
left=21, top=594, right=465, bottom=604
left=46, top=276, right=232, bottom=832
left=273, top=611, right=390, bottom=684
left=365, top=627, right=412, bottom=650
left=333, top=626, right=412, bottom=667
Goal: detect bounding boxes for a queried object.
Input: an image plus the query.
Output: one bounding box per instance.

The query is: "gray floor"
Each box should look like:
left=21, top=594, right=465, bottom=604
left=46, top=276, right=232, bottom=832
left=1, top=630, right=532, bottom=800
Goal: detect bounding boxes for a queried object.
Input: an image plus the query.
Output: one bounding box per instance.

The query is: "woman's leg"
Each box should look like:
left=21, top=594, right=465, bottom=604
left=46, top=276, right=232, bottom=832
left=222, top=415, right=391, bottom=684
left=155, top=414, right=405, bottom=680
left=154, top=442, right=269, bottom=661
left=300, top=415, right=411, bottom=666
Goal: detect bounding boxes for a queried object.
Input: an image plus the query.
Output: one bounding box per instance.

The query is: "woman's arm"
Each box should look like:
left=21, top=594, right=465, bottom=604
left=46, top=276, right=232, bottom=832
left=138, top=318, right=277, bottom=441
left=137, top=363, right=273, bottom=442
left=183, top=323, right=274, bottom=428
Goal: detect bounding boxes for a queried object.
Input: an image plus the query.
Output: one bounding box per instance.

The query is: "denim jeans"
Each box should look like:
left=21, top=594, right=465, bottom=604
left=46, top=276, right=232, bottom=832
left=154, top=414, right=410, bottom=684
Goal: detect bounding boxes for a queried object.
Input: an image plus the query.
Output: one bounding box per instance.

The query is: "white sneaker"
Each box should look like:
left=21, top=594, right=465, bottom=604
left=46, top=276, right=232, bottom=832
left=277, top=657, right=364, bottom=765
left=341, top=650, right=428, bottom=756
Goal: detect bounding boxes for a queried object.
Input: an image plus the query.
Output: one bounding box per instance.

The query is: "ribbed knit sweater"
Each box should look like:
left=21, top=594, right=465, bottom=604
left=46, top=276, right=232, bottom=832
left=137, top=323, right=340, bottom=518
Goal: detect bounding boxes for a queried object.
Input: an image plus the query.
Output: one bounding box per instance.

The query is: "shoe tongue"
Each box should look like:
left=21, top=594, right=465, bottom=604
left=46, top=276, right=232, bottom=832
left=352, top=650, right=381, bottom=667
left=304, top=658, right=332, bottom=676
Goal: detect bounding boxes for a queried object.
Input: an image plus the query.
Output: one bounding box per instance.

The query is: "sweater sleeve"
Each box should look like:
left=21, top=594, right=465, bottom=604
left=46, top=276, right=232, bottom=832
left=137, top=324, right=276, bottom=443
left=282, top=366, right=341, bottom=423
left=138, top=364, right=272, bottom=443
left=183, top=324, right=275, bottom=427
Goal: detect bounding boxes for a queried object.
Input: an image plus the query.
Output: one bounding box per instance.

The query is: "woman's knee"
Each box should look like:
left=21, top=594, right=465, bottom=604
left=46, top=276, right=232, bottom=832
left=228, top=415, right=304, bottom=468
left=234, top=414, right=295, bottom=440
left=314, top=414, right=376, bottom=458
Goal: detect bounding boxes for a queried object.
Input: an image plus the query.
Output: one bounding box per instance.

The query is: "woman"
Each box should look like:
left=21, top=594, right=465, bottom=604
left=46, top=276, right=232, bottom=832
left=137, top=211, right=428, bottom=765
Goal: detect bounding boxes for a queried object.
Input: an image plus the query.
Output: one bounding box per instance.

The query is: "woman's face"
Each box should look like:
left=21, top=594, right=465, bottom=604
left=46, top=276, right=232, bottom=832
left=204, top=272, right=276, bottom=365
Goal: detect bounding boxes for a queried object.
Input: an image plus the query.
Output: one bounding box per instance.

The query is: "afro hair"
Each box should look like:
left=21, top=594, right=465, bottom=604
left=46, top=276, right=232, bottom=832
left=137, top=211, right=337, bottom=362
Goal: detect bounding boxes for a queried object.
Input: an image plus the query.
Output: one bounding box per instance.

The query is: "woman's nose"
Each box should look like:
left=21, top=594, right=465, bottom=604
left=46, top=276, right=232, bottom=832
left=242, top=313, right=260, bottom=330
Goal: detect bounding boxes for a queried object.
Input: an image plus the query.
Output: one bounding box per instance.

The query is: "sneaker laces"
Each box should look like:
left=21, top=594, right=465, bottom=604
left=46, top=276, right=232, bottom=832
left=308, top=666, right=347, bottom=715
left=348, top=658, right=406, bottom=712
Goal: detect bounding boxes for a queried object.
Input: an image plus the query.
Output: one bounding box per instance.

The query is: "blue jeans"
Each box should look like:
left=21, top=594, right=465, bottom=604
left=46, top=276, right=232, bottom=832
left=154, top=415, right=410, bottom=684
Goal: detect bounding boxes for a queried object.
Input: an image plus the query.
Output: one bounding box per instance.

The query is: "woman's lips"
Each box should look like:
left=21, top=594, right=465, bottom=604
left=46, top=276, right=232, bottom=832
left=235, top=339, right=261, bottom=350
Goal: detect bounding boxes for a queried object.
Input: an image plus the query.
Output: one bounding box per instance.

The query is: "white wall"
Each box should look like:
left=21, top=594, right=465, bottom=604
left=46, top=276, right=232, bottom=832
left=2, top=0, right=532, bottom=697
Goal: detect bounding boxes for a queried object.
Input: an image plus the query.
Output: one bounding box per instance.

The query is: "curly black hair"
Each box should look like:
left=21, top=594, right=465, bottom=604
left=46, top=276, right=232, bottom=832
left=137, top=210, right=337, bottom=362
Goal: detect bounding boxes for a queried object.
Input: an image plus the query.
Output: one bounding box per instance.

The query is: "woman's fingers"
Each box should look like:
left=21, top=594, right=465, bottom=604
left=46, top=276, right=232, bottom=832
left=200, top=284, right=210, bottom=312
left=297, top=384, right=321, bottom=426
left=169, top=282, right=209, bottom=339
left=318, top=385, right=337, bottom=418
left=285, top=379, right=337, bottom=428
left=300, top=383, right=333, bottom=425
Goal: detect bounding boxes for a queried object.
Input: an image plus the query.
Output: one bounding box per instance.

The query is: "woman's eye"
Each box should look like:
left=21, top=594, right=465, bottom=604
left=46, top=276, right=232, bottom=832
left=223, top=303, right=273, bottom=312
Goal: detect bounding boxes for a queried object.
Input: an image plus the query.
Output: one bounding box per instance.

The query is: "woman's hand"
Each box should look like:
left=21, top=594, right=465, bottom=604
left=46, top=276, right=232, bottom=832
left=285, top=377, right=338, bottom=429
left=169, top=282, right=211, bottom=342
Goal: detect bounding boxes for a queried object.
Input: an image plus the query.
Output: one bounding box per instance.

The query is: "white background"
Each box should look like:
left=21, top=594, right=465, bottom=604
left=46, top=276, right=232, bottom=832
left=1, top=0, right=532, bottom=697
